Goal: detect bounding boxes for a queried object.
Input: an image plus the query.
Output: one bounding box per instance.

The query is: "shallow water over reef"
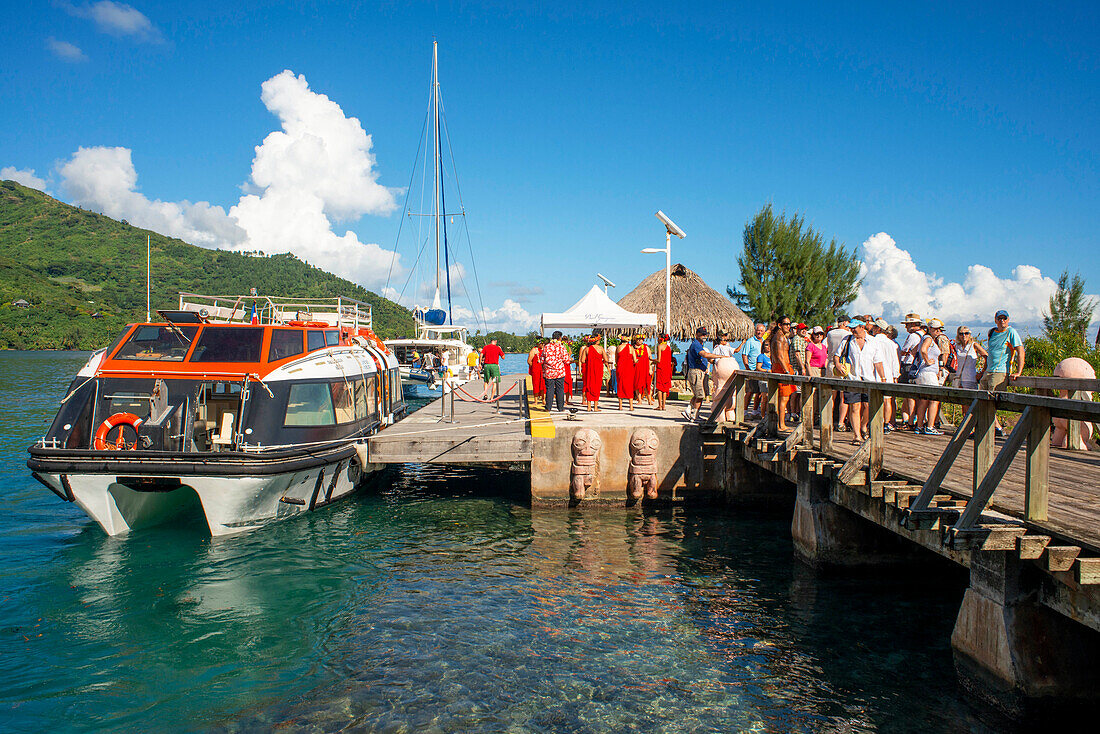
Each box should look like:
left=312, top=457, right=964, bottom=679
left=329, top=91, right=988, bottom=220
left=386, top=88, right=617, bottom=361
left=1, top=351, right=994, bottom=732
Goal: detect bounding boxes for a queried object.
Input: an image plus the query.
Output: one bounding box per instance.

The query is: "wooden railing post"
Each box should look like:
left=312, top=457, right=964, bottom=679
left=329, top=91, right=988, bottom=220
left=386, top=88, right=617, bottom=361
left=868, top=388, right=884, bottom=480
left=801, top=381, right=816, bottom=448
left=767, top=377, right=779, bottom=437
left=819, top=386, right=833, bottom=452
left=973, top=399, right=996, bottom=493
left=1026, top=405, right=1051, bottom=522
left=733, top=374, right=746, bottom=424
left=1067, top=390, right=1086, bottom=451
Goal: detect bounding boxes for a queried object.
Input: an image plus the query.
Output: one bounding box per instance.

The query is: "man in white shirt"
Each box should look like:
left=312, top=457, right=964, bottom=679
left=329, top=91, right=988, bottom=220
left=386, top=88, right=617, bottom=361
left=837, top=318, right=885, bottom=442
left=871, top=318, right=899, bottom=431
left=825, top=315, right=853, bottom=431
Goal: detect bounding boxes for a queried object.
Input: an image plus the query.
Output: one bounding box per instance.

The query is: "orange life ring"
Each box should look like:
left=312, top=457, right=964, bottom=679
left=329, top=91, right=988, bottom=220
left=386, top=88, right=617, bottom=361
left=94, top=412, right=145, bottom=450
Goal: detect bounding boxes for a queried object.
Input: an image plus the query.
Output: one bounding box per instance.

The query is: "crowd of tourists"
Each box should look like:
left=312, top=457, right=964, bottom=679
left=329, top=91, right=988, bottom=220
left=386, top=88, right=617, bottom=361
left=688, top=309, right=1025, bottom=438
left=497, top=309, right=1026, bottom=437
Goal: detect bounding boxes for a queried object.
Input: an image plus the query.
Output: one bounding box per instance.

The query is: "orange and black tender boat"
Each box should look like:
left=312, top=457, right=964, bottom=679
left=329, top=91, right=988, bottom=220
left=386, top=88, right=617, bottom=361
left=28, top=293, right=405, bottom=536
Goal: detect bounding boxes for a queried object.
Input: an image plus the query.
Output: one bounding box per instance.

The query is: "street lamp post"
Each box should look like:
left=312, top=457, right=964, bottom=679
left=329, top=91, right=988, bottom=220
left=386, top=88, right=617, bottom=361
left=642, top=210, right=686, bottom=335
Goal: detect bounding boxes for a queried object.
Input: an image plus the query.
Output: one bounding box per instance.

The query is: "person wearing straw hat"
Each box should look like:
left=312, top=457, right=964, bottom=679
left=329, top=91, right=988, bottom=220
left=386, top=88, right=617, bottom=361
left=913, top=318, right=946, bottom=435
left=898, top=313, right=925, bottom=429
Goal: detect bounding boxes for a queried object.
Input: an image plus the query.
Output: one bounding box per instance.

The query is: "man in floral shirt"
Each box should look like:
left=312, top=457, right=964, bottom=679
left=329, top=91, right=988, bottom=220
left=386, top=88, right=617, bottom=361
left=541, top=330, right=570, bottom=412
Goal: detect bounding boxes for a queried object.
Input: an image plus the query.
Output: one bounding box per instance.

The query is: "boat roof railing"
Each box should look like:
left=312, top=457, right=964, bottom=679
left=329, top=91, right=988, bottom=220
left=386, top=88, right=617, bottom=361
left=178, top=292, right=373, bottom=331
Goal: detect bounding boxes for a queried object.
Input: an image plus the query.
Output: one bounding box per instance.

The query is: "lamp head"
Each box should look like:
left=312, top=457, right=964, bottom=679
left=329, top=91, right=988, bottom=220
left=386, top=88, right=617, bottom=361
left=596, top=272, right=616, bottom=288
left=655, top=210, right=686, bottom=239
left=640, top=248, right=664, bottom=254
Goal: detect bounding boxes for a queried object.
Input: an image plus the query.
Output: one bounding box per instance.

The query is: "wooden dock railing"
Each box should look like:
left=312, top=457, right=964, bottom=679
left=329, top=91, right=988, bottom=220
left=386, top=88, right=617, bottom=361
left=706, top=369, right=1100, bottom=538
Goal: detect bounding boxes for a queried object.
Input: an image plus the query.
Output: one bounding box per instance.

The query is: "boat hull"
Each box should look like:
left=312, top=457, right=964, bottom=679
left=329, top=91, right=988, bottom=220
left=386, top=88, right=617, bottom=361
left=29, top=445, right=378, bottom=536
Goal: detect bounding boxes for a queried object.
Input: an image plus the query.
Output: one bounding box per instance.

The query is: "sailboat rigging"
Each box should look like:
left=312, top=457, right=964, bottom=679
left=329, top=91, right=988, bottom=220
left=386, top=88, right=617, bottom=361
left=384, top=41, right=480, bottom=389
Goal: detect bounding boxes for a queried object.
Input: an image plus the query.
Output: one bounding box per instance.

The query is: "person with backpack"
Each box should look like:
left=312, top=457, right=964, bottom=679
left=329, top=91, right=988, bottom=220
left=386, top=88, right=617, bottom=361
left=913, top=318, right=946, bottom=435
left=898, top=314, right=925, bottom=429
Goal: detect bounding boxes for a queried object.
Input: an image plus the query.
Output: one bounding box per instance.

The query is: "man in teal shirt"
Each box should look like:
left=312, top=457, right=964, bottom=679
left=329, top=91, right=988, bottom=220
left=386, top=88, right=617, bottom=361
left=978, top=309, right=1024, bottom=436
left=977, top=309, right=1024, bottom=391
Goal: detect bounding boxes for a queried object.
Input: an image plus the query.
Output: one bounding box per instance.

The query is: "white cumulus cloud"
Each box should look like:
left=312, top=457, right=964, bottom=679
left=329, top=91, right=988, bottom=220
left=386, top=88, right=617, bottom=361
left=64, top=1, right=161, bottom=42
left=46, top=37, right=88, bottom=62
left=53, top=71, right=405, bottom=292
left=58, top=146, right=245, bottom=247
left=452, top=299, right=540, bottom=334
left=2, top=166, right=48, bottom=190
left=852, top=232, right=1098, bottom=329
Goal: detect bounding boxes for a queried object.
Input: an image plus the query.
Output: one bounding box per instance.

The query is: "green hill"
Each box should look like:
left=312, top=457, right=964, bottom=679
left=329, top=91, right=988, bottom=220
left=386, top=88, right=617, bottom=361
left=0, top=180, right=415, bottom=349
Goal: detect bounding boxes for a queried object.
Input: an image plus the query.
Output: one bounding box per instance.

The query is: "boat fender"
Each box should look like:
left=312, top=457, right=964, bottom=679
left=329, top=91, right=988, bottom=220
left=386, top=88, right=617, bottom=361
left=93, top=412, right=145, bottom=450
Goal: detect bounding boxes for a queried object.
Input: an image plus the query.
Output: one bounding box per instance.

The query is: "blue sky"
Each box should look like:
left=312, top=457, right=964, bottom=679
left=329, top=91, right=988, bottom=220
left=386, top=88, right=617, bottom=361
left=3, top=1, right=1098, bottom=335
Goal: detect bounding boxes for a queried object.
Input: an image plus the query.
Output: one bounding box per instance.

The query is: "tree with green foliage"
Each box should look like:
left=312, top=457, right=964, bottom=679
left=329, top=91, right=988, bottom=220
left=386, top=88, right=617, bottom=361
left=1043, top=270, right=1097, bottom=347
left=729, top=204, right=860, bottom=325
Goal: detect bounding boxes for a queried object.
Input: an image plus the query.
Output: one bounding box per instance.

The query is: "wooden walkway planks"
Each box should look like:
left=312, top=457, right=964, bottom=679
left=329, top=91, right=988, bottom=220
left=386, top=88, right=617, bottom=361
left=811, top=422, right=1100, bottom=550
left=367, top=375, right=532, bottom=465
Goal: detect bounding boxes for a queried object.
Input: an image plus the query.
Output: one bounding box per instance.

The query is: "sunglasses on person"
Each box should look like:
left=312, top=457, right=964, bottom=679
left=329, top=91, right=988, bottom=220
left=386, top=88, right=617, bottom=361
left=780, top=321, right=791, bottom=327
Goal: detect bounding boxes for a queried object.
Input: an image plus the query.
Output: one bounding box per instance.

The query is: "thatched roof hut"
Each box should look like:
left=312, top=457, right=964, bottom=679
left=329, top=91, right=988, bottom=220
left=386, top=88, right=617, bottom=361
left=617, top=263, right=753, bottom=340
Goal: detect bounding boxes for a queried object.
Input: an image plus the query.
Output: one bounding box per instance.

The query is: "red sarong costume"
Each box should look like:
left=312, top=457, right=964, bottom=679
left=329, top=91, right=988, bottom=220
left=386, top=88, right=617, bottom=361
left=582, top=345, right=603, bottom=402
left=529, top=350, right=544, bottom=396
left=654, top=343, right=673, bottom=393
left=633, top=345, right=652, bottom=396
left=616, top=344, right=635, bottom=399
left=564, top=356, right=573, bottom=396
left=773, top=360, right=797, bottom=397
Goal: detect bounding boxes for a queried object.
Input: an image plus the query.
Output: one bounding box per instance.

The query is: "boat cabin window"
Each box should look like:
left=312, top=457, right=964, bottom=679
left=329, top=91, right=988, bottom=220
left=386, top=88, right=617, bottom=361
left=360, top=375, right=378, bottom=417
left=190, top=326, right=264, bottom=363
left=268, top=329, right=304, bottom=362
left=113, top=325, right=198, bottom=361
left=307, top=330, right=326, bottom=352
left=325, top=330, right=340, bottom=347
left=284, top=383, right=336, bottom=426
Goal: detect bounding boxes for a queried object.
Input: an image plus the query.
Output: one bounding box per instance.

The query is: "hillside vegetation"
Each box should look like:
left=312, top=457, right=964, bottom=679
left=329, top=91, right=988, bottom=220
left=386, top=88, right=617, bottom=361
left=0, top=180, right=415, bottom=349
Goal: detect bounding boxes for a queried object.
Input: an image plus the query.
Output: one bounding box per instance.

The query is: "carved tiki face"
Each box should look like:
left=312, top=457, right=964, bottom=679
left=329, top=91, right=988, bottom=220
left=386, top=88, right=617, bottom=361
left=572, top=428, right=602, bottom=462
left=629, top=428, right=659, bottom=464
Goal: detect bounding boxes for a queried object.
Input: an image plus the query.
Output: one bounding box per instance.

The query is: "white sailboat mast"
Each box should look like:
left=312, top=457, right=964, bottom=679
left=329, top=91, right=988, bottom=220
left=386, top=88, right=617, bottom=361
left=431, top=40, right=442, bottom=310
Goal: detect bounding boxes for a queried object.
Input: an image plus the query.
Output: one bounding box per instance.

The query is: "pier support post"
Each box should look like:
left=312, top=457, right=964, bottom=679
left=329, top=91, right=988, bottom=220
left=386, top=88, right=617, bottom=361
left=790, top=460, right=916, bottom=567
left=952, top=550, right=1100, bottom=717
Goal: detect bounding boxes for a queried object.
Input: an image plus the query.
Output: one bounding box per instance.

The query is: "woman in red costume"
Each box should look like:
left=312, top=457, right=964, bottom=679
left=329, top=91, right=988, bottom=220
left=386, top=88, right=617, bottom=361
left=616, top=338, right=636, bottom=411
left=632, top=335, right=652, bottom=404
left=653, top=333, right=673, bottom=411
left=527, top=341, right=545, bottom=408
left=580, top=335, right=604, bottom=411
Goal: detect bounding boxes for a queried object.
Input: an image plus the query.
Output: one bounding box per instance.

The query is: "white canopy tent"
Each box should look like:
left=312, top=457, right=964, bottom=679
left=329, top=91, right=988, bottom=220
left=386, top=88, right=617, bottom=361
left=540, top=285, right=658, bottom=334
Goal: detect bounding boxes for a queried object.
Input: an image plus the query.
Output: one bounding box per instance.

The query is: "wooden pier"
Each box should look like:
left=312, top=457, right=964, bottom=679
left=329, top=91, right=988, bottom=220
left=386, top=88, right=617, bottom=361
left=367, top=375, right=531, bottom=465
left=366, top=365, right=1100, bottom=714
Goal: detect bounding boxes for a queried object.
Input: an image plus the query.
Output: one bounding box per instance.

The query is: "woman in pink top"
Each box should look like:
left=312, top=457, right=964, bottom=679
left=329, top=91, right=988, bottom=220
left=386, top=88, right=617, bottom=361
left=806, top=327, right=829, bottom=377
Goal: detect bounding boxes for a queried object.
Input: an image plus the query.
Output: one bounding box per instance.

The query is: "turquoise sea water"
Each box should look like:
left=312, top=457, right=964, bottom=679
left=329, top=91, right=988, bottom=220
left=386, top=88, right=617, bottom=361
left=2, top=351, right=994, bottom=732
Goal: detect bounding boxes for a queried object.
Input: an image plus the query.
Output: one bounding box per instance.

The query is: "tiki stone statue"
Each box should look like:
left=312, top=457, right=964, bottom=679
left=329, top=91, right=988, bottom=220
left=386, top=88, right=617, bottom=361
left=570, top=428, right=602, bottom=500
left=627, top=428, right=660, bottom=500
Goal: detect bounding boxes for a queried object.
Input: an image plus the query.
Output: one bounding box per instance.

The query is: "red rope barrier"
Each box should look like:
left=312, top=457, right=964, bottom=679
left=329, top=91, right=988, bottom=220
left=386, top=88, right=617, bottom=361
left=453, top=381, right=520, bottom=404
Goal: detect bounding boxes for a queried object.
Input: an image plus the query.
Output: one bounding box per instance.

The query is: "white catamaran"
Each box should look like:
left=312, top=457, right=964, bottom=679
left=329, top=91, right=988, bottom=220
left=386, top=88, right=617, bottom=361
left=385, top=42, right=477, bottom=389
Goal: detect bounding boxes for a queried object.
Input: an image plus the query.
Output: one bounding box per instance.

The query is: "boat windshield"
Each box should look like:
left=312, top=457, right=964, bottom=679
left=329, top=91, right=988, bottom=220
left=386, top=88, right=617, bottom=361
left=190, top=326, right=265, bottom=363
left=113, top=325, right=199, bottom=361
